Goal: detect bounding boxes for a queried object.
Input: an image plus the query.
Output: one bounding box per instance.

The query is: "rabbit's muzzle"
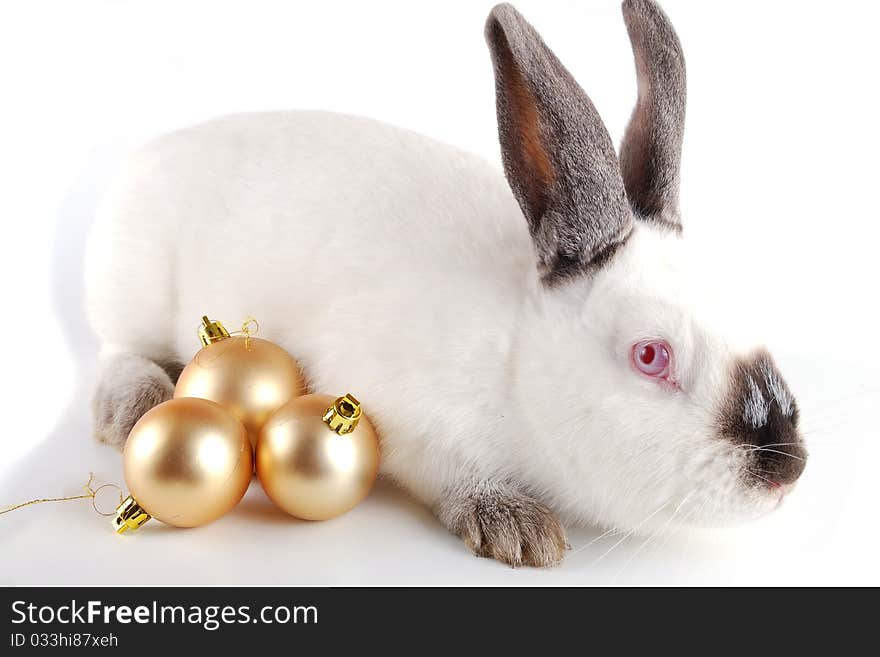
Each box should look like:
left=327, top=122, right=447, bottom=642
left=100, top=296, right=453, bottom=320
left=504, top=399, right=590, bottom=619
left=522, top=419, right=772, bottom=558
left=717, top=349, right=807, bottom=488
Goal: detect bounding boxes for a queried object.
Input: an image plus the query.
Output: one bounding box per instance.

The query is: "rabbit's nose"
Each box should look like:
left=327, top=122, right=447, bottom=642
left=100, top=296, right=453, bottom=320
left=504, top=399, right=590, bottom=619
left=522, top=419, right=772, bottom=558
left=717, top=349, right=807, bottom=487
left=752, top=440, right=808, bottom=487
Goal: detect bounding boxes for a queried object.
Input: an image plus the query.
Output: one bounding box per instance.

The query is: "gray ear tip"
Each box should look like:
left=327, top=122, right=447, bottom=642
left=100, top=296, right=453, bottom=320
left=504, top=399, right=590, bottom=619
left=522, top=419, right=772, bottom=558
left=485, top=3, right=523, bottom=48
left=621, top=0, right=663, bottom=23
left=621, top=0, right=658, bottom=11
left=621, top=0, right=685, bottom=60
left=621, top=0, right=645, bottom=13
left=486, top=3, right=521, bottom=32
left=489, top=3, right=518, bottom=18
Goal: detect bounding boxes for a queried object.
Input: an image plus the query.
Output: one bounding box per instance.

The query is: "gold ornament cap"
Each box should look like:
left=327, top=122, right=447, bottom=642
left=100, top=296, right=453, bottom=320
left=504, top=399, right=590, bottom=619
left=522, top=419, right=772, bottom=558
left=198, top=316, right=230, bottom=347
left=323, top=393, right=362, bottom=435
left=113, top=495, right=151, bottom=534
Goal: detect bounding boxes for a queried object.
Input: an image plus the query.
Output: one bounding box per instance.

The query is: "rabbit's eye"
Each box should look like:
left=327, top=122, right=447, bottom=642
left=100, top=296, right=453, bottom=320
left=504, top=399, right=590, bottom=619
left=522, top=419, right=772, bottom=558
left=632, top=340, right=672, bottom=380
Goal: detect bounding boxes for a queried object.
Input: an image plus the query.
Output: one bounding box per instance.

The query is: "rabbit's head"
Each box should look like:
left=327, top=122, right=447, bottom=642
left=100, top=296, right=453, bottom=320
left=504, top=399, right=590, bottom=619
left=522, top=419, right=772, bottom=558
left=488, top=1, right=806, bottom=532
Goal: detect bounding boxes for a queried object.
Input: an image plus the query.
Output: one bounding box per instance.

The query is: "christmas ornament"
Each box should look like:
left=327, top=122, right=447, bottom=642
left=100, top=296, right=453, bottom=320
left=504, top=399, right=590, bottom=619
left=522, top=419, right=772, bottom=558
left=174, top=316, right=305, bottom=447
left=256, top=393, right=380, bottom=520
left=114, top=397, right=252, bottom=532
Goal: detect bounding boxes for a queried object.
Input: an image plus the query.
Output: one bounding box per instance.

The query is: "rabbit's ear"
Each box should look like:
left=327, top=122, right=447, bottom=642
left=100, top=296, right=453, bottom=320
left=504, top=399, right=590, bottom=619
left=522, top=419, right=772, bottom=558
left=620, top=0, right=686, bottom=231
left=485, top=4, right=632, bottom=285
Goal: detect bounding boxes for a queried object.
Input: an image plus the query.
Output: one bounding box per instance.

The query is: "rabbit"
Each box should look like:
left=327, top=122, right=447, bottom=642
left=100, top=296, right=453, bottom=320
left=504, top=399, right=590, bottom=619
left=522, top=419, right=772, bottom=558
left=85, top=0, right=807, bottom=567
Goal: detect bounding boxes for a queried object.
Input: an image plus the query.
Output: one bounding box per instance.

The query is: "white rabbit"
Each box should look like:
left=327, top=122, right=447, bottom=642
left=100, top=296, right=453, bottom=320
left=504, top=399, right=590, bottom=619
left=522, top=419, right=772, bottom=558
left=85, top=0, right=806, bottom=567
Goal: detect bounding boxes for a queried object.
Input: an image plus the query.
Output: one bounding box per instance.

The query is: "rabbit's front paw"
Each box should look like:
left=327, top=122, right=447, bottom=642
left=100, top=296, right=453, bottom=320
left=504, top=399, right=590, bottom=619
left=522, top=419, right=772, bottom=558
left=438, top=486, right=568, bottom=568
left=92, top=353, right=175, bottom=449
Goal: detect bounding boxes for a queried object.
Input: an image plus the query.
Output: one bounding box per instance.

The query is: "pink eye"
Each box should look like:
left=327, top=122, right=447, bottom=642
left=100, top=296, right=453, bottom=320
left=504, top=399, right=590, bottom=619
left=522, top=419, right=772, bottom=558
left=632, top=340, right=672, bottom=380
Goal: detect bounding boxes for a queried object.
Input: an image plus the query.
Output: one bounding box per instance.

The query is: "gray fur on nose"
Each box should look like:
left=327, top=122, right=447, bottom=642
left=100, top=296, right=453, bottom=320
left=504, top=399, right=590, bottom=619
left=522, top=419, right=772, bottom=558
left=718, top=350, right=805, bottom=486
left=735, top=356, right=797, bottom=429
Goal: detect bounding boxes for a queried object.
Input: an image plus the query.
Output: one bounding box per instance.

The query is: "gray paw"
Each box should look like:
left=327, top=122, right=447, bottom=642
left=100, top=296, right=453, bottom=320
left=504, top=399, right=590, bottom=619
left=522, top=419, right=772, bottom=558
left=438, top=487, right=568, bottom=568
left=92, top=354, right=175, bottom=449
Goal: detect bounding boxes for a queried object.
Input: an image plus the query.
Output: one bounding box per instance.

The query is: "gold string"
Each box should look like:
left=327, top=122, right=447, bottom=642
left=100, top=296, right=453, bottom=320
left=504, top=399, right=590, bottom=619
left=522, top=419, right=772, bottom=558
left=230, top=316, right=260, bottom=350
left=0, top=473, right=124, bottom=518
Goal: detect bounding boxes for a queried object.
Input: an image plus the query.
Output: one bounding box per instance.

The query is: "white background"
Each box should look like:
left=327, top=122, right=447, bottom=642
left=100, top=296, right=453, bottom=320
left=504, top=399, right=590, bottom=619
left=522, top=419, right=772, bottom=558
left=0, top=0, right=878, bottom=585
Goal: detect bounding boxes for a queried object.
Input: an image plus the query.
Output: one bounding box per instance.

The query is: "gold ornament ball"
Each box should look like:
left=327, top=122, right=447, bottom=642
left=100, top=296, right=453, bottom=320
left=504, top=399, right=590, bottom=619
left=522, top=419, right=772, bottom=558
left=122, top=397, right=252, bottom=528
left=256, top=393, right=380, bottom=521
left=174, top=322, right=305, bottom=448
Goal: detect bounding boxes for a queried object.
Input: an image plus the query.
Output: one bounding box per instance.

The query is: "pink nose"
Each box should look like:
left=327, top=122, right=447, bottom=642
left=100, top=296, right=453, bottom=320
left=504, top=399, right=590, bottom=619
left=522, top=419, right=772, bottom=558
left=774, top=481, right=797, bottom=507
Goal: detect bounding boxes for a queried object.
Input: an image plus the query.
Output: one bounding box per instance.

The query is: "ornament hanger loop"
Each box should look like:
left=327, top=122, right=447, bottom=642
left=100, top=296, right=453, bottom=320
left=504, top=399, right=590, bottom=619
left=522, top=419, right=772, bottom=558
left=232, top=316, right=260, bottom=350
left=239, top=316, right=260, bottom=336
left=90, top=483, right=125, bottom=517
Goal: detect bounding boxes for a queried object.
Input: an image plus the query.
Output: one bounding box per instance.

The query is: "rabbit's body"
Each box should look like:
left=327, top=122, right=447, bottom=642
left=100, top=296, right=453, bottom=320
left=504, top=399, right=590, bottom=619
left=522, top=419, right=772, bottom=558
left=87, top=110, right=541, bottom=507
left=87, top=1, right=807, bottom=567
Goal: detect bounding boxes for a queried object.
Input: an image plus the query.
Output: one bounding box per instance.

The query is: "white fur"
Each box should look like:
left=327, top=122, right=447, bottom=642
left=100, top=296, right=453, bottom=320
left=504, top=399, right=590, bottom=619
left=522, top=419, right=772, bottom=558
left=761, top=358, right=793, bottom=417
left=86, top=111, right=779, bottom=536
left=744, top=376, right=769, bottom=428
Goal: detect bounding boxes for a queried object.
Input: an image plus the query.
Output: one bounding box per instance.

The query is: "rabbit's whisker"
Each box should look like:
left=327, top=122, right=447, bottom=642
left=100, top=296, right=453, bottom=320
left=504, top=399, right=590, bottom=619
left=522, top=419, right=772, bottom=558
left=568, top=525, right=622, bottom=559
left=592, top=498, right=671, bottom=566
left=612, top=488, right=698, bottom=582
left=745, top=447, right=806, bottom=461
left=745, top=470, right=778, bottom=487
left=655, top=495, right=708, bottom=554
left=736, top=442, right=808, bottom=450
